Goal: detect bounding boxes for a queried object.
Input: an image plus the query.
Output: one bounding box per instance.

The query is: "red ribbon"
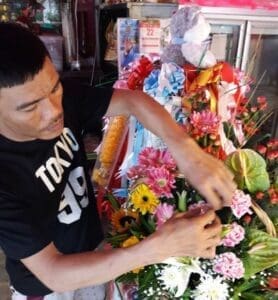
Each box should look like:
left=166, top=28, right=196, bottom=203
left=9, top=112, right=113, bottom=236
left=127, top=56, right=154, bottom=90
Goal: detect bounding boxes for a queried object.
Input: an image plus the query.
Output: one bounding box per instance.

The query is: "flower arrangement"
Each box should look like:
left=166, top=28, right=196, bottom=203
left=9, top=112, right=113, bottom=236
left=98, top=56, right=278, bottom=299
left=93, top=7, right=278, bottom=300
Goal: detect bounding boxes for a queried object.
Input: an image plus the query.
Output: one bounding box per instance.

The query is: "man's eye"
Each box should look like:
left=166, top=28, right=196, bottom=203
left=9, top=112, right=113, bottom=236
left=23, top=105, right=37, bottom=112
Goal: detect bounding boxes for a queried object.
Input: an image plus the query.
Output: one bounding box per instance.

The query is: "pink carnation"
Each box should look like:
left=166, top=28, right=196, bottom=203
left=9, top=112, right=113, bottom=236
left=190, top=110, right=221, bottom=135
left=146, top=167, right=176, bottom=198
left=231, top=189, right=253, bottom=219
left=138, top=147, right=176, bottom=170
left=155, top=203, right=175, bottom=229
left=213, top=252, right=244, bottom=279
left=221, top=222, right=245, bottom=247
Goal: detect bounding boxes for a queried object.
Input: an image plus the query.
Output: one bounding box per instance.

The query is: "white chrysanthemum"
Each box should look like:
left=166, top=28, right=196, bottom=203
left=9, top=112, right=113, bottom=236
left=158, top=265, right=194, bottom=297
left=191, top=276, right=229, bottom=300
left=159, top=257, right=204, bottom=297
left=158, top=265, right=181, bottom=292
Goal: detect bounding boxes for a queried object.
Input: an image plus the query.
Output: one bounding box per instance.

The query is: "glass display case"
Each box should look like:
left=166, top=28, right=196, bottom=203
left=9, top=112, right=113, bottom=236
left=243, top=21, right=278, bottom=137
left=208, top=21, right=245, bottom=68
left=200, top=6, right=278, bottom=138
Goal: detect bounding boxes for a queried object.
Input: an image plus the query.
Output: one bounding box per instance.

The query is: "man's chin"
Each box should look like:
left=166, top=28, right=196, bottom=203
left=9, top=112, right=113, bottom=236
left=40, top=128, right=64, bottom=140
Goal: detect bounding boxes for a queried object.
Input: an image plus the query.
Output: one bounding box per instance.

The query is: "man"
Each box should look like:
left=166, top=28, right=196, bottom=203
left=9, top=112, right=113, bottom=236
left=0, top=23, right=236, bottom=299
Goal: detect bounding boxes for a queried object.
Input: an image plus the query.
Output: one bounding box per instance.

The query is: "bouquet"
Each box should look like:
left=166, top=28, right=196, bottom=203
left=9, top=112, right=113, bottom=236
left=93, top=7, right=278, bottom=300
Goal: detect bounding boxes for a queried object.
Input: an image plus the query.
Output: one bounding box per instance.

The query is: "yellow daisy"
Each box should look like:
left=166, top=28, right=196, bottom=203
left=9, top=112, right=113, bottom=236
left=111, top=209, right=139, bottom=233
left=130, top=183, right=159, bottom=215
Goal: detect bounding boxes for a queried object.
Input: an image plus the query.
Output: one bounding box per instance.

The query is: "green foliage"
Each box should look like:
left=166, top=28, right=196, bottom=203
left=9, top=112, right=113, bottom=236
left=137, top=266, right=164, bottom=299
left=225, top=149, right=270, bottom=193
left=105, top=192, right=120, bottom=210
left=241, top=229, right=278, bottom=279
left=106, top=232, right=130, bottom=248
left=140, top=214, right=156, bottom=234
left=116, top=271, right=138, bottom=284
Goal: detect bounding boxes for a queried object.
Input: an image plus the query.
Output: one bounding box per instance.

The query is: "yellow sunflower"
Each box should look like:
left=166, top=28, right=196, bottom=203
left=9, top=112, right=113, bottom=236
left=130, top=183, right=159, bottom=215
left=111, top=209, right=139, bottom=233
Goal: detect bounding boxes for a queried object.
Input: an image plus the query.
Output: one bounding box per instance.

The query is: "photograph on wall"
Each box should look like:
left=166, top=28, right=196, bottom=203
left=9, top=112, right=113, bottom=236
left=117, top=18, right=140, bottom=74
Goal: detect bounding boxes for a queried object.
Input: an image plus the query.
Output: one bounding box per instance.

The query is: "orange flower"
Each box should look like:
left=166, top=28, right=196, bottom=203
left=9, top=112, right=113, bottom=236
left=111, top=209, right=139, bottom=233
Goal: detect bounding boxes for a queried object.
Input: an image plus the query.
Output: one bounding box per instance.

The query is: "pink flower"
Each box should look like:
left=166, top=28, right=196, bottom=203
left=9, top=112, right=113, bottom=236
left=138, top=147, right=176, bottom=170
left=267, top=139, right=278, bottom=149
left=256, top=144, right=267, bottom=155
left=231, top=190, right=253, bottom=219
left=146, top=167, right=176, bottom=198
left=127, top=165, right=147, bottom=180
left=257, top=96, right=267, bottom=105
left=155, top=203, right=175, bottom=229
left=113, top=80, right=129, bottom=89
left=213, top=252, right=244, bottom=279
left=267, top=150, right=278, bottom=160
left=190, top=110, right=221, bottom=135
left=221, top=222, right=245, bottom=247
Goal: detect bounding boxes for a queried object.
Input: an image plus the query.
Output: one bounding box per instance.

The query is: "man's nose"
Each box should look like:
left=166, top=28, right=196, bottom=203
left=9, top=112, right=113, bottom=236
left=42, top=95, right=62, bottom=119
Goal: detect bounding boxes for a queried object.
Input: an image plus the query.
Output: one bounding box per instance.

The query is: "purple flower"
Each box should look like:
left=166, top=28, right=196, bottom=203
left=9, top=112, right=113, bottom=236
left=231, top=189, right=253, bottom=219
left=213, top=252, right=244, bottom=280
left=221, top=222, right=245, bottom=247
left=155, top=203, right=175, bottom=229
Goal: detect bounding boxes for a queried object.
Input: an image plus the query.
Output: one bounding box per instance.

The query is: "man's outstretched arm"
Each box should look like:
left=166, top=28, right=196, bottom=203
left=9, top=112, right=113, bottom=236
left=105, top=88, right=236, bottom=210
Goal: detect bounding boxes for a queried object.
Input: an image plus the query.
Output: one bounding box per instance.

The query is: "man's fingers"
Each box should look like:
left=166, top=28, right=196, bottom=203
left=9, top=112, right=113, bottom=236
left=205, top=220, right=222, bottom=240
left=200, top=187, right=222, bottom=210
left=198, top=209, right=218, bottom=227
left=206, top=235, right=222, bottom=248
left=202, top=247, right=216, bottom=259
left=214, top=177, right=237, bottom=207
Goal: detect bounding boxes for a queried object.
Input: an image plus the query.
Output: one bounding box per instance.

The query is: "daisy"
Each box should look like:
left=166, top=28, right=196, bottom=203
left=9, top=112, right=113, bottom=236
left=138, top=147, right=176, bottom=170
left=146, top=167, right=175, bottom=198
left=130, top=183, right=159, bottom=215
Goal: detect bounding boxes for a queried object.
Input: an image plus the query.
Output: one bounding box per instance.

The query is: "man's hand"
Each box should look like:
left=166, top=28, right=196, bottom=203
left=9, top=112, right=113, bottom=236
left=148, top=209, right=222, bottom=261
left=169, top=137, right=236, bottom=210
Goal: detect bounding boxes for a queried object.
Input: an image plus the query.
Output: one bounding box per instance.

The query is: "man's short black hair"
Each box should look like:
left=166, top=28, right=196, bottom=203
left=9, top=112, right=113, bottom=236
left=0, top=22, right=49, bottom=89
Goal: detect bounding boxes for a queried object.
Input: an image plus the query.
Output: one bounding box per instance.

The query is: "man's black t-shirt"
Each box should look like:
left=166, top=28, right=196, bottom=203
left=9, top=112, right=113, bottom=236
left=0, top=81, right=113, bottom=296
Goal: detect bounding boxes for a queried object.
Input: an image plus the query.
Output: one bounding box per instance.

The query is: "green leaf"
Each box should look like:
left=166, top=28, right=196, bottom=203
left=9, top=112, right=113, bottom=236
left=241, top=229, right=278, bottom=279
left=140, top=214, right=156, bottom=234
left=177, top=190, right=187, bottom=212
left=106, top=233, right=130, bottom=247
left=116, top=271, right=138, bottom=284
left=137, top=265, right=162, bottom=298
left=240, top=292, right=267, bottom=300
left=225, top=149, right=270, bottom=193
left=105, top=192, right=120, bottom=210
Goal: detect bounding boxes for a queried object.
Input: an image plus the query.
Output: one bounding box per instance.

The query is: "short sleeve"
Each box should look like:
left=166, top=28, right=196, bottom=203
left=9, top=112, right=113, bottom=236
left=0, top=191, right=52, bottom=260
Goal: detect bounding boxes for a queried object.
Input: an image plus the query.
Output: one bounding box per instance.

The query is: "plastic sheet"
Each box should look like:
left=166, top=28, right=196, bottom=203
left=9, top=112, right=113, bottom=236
left=92, top=116, right=129, bottom=189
